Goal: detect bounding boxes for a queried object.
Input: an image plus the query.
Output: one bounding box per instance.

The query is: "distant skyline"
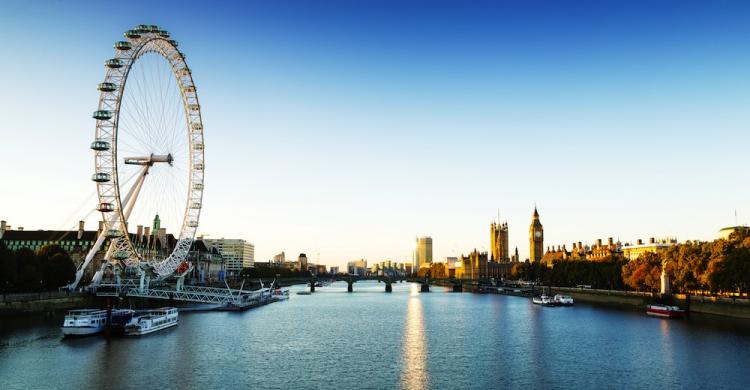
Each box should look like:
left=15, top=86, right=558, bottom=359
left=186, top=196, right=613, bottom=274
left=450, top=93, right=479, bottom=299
left=1, top=0, right=750, bottom=269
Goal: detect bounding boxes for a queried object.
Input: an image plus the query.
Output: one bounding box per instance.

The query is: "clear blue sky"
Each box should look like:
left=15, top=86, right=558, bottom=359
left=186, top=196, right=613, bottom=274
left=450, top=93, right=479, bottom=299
left=1, top=0, right=749, bottom=268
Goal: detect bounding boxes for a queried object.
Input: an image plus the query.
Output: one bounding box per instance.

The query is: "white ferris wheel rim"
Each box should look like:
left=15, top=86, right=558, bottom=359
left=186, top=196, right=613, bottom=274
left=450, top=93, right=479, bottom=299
left=91, top=24, right=204, bottom=278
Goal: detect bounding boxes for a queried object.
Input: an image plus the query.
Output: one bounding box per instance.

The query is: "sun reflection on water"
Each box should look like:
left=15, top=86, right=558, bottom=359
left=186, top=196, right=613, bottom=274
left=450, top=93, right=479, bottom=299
left=400, top=295, right=428, bottom=390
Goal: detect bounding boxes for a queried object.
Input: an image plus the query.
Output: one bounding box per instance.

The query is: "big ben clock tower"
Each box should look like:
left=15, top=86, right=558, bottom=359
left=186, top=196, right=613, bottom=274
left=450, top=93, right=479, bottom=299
left=529, top=207, right=543, bottom=262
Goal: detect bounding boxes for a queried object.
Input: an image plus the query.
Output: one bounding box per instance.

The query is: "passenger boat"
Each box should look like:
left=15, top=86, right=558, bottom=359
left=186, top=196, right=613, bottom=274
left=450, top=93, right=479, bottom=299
left=62, top=309, right=108, bottom=337
left=124, top=307, right=179, bottom=336
left=272, top=287, right=290, bottom=301
left=532, top=295, right=555, bottom=306
left=646, top=304, right=685, bottom=318
left=109, top=309, right=136, bottom=334
left=553, top=294, right=574, bottom=306
left=297, top=291, right=312, bottom=295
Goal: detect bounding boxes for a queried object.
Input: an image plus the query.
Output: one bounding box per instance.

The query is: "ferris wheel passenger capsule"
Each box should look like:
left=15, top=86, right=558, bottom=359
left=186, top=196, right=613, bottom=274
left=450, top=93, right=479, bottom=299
left=93, top=110, right=113, bottom=120
left=135, top=24, right=149, bottom=32
left=114, top=41, right=132, bottom=51
left=168, top=39, right=178, bottom=47
left=194, top=163, right=204, bottom=170
left=98, top=82, right=118, bottom=92
left=91, top=172, right=111, bottom=182
left=113, top=251, right=130, bottom=260
left=193, top=183, right=204, bottom=190
left=105, top=229, right=123, bottom=238
left=147, top=25, right=159, bottom=32
left=187, top=221, right=199, bottom=228
left=97, top=203, right=115, bottom=212
left=193, top=143, right=204, bottom=151
left=90, top=140, right=111, bottom=151
left=158, top=30, right=170, bottom=38
left=124, top=30, right=141, bottom=39
left=105, top=59, right=124, bottom=68
left=190, top=202, right=201, bottom=209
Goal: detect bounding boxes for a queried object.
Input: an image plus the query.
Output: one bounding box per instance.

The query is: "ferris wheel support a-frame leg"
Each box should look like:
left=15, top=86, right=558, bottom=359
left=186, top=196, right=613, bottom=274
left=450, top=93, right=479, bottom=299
left=66, top=165, right=151, bottom=291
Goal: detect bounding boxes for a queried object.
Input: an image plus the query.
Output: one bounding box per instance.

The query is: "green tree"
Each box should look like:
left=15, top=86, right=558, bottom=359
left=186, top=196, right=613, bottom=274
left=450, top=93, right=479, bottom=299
left=15, top=247, right=41, bottom=291
left=0, top=241, right=18, bottom=292
left=38, top=245, right=76, bottom=290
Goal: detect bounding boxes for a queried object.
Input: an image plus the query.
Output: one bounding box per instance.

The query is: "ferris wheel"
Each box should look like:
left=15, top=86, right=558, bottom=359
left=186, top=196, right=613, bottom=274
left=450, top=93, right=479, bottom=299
left=69, top=25, right=204, bottom=289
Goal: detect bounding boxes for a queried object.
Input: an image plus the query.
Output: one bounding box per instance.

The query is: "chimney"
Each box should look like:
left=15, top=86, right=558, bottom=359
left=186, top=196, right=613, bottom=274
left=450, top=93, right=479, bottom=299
left=649, top=237, right=656, bottom=244
left=78, top=220, right=84, bottom=240
left=637, top=239, right=643, bottom=245
left=596, top=238, right=603, bottom=247
left=0, top=221, right=5, bottom=239
left=578, top=242, right=583, bottom=251
left=137, top=225, right=143, bottom=242
left=608, top=237, right=614, bottom=246
left=557, top=245, right=561, bottom=251
left=17, top=227, right=24, bottom=231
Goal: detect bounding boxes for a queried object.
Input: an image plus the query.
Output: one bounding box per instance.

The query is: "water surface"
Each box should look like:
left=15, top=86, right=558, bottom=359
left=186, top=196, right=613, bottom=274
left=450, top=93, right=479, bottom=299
left=1, top=281, right=749, bottom=389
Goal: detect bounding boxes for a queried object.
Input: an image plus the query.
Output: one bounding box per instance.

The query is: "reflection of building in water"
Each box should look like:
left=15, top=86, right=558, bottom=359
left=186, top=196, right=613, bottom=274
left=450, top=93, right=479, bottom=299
left=400, top=295, right=427, bottom=390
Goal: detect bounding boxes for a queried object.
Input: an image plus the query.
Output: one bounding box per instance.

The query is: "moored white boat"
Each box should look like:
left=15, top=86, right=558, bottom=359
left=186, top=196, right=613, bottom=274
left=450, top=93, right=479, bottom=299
left=554, top=294, right=574, bottom=306
left=62, top=309, right=108, bottom=337
left=532, top=295, right=555, bottom=306
left=124, top=307, right=179, bottom=336
left=646, top=304, right=685, bottom=318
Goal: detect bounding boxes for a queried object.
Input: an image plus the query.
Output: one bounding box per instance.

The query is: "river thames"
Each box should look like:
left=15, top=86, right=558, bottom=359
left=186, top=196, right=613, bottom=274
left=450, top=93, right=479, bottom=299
left=1, top=281, right=749, bottom=389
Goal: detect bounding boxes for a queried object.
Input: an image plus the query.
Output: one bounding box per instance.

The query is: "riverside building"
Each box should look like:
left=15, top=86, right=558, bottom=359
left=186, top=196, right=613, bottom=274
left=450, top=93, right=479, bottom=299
left=490, top=221, right=509, bottom=262
left=529, top=207, right=544, bottom=262
left=415, top=236, right=433, bottom=270
left=203, top=238, right=254, bottom=276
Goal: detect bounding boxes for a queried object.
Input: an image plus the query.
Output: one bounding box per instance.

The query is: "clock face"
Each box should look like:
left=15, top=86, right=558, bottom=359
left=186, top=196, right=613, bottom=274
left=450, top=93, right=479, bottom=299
left=535, top=231, right=542, bottom=238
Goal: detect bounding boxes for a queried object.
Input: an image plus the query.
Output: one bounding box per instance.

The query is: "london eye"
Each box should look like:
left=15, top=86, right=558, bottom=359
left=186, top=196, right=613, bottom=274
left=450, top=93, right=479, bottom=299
left=69, top=25, right=205, bottom=289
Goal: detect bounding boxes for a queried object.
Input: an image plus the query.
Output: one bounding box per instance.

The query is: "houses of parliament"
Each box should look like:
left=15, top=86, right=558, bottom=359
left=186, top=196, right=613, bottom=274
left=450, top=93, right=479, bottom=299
left=490, top=207, right=544, bottom=263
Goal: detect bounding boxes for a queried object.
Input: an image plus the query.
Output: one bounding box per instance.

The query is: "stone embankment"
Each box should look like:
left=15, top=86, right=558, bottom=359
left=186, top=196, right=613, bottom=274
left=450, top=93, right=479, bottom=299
left=1, top=291, right=94, bottom=316
left=554, top=287, right=750, bottom=319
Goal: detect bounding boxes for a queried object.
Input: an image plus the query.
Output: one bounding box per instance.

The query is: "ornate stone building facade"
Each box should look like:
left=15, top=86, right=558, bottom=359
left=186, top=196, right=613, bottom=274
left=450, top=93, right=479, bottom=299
left=529, top=207, right=544, bottom=262
left=490, top=221, right=509, bottom=262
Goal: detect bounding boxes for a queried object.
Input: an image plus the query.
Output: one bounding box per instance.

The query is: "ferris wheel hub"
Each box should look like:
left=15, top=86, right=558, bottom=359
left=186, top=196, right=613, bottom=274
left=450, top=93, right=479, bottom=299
left=124, top=154, right=174, bottom=166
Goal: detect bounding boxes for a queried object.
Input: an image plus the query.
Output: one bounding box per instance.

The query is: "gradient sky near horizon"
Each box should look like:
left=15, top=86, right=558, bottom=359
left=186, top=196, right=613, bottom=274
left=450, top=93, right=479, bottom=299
left=1, top=0, right=749, bottom=268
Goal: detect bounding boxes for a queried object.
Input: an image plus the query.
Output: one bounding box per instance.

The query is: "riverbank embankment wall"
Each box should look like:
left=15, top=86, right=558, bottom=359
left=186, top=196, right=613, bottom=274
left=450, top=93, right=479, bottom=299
left=0, top=291, right=94, bottom=316
left=554, top=287, right=750, bottom=319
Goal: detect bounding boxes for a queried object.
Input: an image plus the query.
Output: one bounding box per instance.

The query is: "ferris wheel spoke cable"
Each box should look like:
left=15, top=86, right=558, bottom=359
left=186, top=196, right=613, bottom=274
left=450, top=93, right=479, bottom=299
left=119, top=97, right=156, bottom=152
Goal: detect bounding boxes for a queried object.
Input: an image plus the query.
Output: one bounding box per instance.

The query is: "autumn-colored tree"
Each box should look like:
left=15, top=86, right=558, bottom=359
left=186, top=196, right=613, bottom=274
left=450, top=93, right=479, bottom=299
left=622, top=251, right=662, bottom=292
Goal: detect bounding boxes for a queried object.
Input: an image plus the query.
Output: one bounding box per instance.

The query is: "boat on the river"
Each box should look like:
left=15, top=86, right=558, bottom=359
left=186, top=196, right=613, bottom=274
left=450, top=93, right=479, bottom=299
left=646, top=304, right=685, bottom=318
left=62, top=309, right=108, bottom=337
left=297, top=291, right=312, bottom=295
left=109, top=309, right=136, bottom=334
left=553, top=294, right=574, bottom=306
left=532, top=295, right=555, bottom=306
left=124, top=307, right=179, bottom=336
left=272, top=287, right=290, bottom=301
